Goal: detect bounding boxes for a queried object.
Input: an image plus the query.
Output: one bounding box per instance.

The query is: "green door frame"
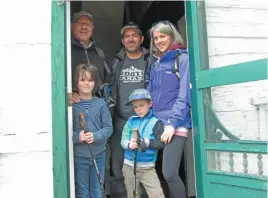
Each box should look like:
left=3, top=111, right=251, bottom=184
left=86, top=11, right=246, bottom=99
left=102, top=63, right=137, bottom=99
left=51, top=1, right=69, bottom=198
left=185, top=1, right=206, bottom=197
left=51, top=1, right=267, bottom=198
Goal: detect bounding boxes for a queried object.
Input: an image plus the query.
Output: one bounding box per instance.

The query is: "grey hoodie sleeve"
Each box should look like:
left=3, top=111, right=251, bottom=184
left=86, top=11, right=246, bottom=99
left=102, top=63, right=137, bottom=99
left=93, top=103, right=113, bottom=143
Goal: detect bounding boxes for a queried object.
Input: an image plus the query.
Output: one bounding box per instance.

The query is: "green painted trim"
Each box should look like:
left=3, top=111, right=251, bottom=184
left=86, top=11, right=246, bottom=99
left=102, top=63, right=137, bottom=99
left=205, top=142, right=267, bottom=154
left=207, top=171, right=267, bottom=181
left=204, top=94, right=240, bottom=142
left=239, top=140, right=268, bottom=144
left=206, top=173, right=267, bottom=190
left=51, top=2, right=69, bottom=198
left=186, top=1, right=209, bottom=198
left=197, top=58, right=268, bottom=89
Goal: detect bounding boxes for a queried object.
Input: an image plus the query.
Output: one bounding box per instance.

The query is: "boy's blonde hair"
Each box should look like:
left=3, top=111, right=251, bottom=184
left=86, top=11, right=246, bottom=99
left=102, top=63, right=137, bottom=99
left=75, top=63, right=100, bottom=95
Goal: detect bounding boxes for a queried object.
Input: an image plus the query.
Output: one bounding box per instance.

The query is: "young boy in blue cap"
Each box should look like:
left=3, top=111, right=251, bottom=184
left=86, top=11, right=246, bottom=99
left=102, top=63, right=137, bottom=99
left=121, top=88, right=165, bottom=198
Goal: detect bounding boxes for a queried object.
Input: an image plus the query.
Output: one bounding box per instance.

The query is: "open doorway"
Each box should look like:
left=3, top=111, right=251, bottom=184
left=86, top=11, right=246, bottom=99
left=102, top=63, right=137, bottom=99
left=70, top=1, right=187, bottom=62
left=68, top=1, right=195, bottom=197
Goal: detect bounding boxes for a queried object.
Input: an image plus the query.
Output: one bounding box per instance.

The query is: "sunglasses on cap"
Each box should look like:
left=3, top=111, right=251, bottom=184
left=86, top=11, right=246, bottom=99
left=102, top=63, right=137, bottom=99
left=125, top=22, right=140, bottom=27
left=152, top=20, right=173, bottom=30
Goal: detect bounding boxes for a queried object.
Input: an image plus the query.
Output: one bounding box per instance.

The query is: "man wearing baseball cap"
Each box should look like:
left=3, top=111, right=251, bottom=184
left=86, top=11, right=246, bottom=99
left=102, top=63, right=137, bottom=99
left=120, top=22, right=143, bottom=36
left=110, top=22, right=150, bottom=198
left=71, top=11, right=112, bottom=97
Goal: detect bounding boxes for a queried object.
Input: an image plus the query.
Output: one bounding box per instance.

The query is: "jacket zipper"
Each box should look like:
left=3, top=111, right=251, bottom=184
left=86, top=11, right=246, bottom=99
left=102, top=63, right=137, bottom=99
left=84, top=49, right=90, bottom=64
left=156, top=72, right=162, bottom=103
left=153, top=62, right=161, bottom=105
left=151, top=63, right=157, bottom=103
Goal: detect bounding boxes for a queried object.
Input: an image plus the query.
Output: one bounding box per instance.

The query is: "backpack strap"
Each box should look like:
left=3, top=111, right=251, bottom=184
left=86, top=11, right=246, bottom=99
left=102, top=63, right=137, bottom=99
left=174, top=50, right=192, bottom=110
left=174, top=52, right=181, bottom=80
left=95, top=47, right=116, bottom=108
left=112, top=57, right=123, bottom=86
left=95, top=46, right=111, bottom=74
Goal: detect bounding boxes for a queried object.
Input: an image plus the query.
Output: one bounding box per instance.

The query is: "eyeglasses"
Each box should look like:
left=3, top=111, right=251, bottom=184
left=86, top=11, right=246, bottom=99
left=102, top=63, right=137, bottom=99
left=76, top=22, right=94, bottom=28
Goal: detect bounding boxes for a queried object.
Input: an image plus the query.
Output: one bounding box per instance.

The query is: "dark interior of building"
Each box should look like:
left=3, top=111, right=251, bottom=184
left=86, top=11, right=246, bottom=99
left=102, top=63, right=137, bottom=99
left=70, top=1, right=186, bottom=62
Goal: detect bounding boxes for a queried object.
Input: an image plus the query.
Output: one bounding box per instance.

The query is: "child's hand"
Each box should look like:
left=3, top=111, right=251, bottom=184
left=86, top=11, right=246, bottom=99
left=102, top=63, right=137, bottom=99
left=85, top=132, right=94, bottom=144
left=128, top=138, right=138, bottom=150
left=79, top=130, right=87, bottom=142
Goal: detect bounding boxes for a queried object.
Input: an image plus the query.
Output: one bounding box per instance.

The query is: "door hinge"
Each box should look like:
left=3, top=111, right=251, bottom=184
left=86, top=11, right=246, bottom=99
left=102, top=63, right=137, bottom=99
left=57, top=0, right=70, bottom=6
left=57, top=0, right=65, bottom=6
left=67, top=92, right=72, bottom=107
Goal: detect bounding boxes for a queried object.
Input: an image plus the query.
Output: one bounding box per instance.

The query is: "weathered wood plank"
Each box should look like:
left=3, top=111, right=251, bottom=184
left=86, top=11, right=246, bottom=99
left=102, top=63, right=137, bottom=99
left=207, top=38, right=268, bottom=58
left=0, top=134, right=52, bottom=153
left=0, top=44, right=51, bottom=138
left=209, top=53, right=268, bottom=68
left=205, top=7, right=268, bottom=24
left=0, top=0, right=51, bottom=44
left=211, top=80, right=268, bottom=111
left=0, top=152, right=53, bottom=198
left=207, top=22, right=268, bottom=38
left=215, top=111, right=260, bottom=140
left=206, top=0, right=268, bottom=10
left=210, top=80, right=268, bottom=140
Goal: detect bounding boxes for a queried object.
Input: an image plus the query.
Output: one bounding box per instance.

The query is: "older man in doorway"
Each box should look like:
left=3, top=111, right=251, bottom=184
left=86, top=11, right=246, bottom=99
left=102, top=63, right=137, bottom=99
left=71, top=11, right=111, bottom=91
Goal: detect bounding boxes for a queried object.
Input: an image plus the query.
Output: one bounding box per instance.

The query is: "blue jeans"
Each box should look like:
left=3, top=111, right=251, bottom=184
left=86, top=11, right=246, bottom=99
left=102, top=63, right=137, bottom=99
left=74, top=151, right=105, bottom=198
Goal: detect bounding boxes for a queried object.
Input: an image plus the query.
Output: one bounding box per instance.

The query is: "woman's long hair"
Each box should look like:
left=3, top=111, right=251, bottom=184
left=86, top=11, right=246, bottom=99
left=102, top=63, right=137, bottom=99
left=148, top=21, right=184, bottom=55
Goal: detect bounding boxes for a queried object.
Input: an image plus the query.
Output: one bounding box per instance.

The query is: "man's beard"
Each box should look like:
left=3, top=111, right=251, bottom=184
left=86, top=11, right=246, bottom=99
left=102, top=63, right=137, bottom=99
left=125, top=44, right=141, bottom=53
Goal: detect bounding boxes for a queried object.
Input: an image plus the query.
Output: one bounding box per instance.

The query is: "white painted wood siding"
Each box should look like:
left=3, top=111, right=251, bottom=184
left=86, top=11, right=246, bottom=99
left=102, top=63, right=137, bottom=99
left=0, top=1, right=53, bottom=198
left=205, top=0, right=268, bottom=140
left=205, top=0, right=268, bottom=176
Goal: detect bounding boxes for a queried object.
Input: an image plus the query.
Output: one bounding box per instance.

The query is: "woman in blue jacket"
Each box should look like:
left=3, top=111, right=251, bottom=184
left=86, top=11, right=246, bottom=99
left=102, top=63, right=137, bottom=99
left=146, top=21, right=191, bottom=198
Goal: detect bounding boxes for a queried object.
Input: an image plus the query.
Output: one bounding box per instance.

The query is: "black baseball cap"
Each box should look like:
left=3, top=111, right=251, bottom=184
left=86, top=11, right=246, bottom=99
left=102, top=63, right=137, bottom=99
left=120, top=22, right=142, bottom=36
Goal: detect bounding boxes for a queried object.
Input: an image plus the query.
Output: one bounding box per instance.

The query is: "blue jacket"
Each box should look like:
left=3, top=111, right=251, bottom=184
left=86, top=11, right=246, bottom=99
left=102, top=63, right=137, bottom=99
left=121, top=110, right=164, bottom=166
left=72, top=97, right=113, bottom=157
left=146, top=49, right=192, bottom=129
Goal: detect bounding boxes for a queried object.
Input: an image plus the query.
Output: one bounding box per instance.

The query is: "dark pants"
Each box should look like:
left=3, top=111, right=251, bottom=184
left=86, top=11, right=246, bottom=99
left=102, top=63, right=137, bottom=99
left=162, top=136, right=187, bottom=198
left=110, top=117, right=127, bottom=198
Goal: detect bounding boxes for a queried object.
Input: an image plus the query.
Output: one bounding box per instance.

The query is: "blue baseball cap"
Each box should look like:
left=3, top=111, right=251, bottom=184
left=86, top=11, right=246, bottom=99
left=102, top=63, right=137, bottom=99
left=125, top=89, right=152, bottom=106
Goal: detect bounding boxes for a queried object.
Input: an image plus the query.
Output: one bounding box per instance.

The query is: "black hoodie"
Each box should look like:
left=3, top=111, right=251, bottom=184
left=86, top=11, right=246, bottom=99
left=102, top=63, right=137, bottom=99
left=71, top=37, right=110, bottom=90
